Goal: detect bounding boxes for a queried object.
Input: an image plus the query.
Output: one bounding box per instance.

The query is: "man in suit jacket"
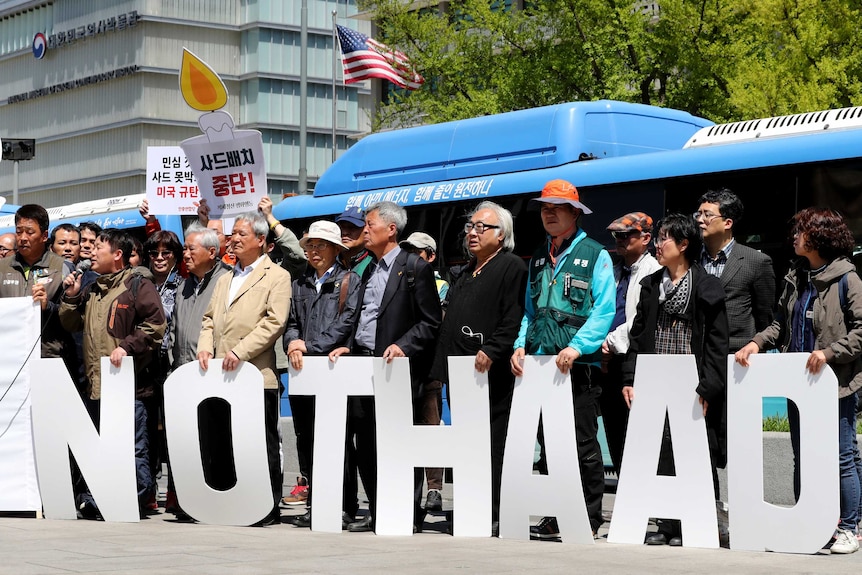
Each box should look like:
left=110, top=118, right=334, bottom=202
left=334, top=201, right=442, bottom=533
left=696, top=188, right=775, bottom=545
left=696, top=188, right=775, bottom=352
left=197, top=211, right=292, bottom=526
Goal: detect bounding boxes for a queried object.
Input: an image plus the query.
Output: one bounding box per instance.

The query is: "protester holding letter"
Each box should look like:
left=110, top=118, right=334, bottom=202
left=332, top=201, right=442, bottom=533
left=282, top=220, right=361, bottom=529
left=60, top=228, right=167, bottom=519
left=735, top=207, right=862, bottom=554
left=197, top=211, right=291, bottom=526
left=510, top=180, right=615, bottom=540
left=621, top=213, right=728, bottom=546
left=431, top=201, right=527, bottom=536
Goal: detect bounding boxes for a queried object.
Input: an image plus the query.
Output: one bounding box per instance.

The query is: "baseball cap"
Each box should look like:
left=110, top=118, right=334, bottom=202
left=335, top=206, right=366, bottom=228
left=607, top=212, right=653, bottom=233
left=400, top=232, right=437, bottom=252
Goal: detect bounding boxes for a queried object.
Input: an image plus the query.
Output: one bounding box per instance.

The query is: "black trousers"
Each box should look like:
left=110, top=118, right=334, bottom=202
left=596, top=355, right=628, bottom=475
left=535, top=365, right=605, bottom=533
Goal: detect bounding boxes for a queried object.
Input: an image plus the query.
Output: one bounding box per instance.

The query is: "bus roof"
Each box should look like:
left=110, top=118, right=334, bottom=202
left=273, top=102, right=862, bottom=221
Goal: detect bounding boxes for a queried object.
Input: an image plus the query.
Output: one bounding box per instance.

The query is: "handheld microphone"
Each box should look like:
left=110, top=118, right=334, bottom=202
left=72, top=259, right=91, bottom=279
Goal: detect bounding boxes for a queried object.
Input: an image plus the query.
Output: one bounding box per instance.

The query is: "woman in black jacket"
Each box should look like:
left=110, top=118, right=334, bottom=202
left=622, top=213, right=729, bottom=546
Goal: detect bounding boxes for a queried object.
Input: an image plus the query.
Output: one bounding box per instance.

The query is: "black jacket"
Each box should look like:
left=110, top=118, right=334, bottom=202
left=622, top=263, right=729, bottom=466
left=283, top=263, right=361, bottom=354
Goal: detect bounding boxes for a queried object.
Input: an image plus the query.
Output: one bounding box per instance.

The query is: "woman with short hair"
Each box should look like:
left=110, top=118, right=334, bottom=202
left=736, top=207, right=862, bottom=554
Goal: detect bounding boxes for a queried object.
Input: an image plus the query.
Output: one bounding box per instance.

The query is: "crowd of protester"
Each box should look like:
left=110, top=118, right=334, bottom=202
left=4, top=180, right=861, bottom=554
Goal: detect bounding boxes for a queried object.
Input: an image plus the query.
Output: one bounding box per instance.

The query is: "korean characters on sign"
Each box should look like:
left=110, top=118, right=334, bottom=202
left=146, top=147, right=200, bottom=216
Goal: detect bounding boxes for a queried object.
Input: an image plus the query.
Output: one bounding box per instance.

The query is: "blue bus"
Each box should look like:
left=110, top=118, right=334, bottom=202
left=0, top=194, right=186, bottom=240
left=273, top=99, right=862, bottom=422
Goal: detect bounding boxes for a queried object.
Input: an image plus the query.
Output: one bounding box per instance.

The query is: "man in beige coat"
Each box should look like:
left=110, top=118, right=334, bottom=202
left=197, top=211, right=292, bottom=526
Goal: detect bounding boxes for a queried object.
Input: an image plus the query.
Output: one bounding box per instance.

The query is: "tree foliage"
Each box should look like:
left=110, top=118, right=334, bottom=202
left=361, top=0, right=862, bottom=128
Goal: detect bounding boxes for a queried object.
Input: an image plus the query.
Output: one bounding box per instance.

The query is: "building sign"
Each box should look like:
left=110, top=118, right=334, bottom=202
left=7, top=66, right=140, bottom=104
left=32, top=11, right=139, bottom=59
left=343, top=178, right=495, bottom=211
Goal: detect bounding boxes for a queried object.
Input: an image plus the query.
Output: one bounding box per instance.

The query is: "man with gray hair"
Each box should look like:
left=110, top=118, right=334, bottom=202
left=198, top=211, right=292, bottom=526
left=333, top=201, right=442, bottom=533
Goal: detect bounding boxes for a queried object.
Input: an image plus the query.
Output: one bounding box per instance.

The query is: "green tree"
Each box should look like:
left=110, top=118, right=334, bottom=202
left=363, top=0, right=862, bottom=128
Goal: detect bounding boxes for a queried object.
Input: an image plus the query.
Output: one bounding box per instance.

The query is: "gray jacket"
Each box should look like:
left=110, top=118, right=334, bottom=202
left=170, top=262, right=230, bottom=369
left=752, top=257, right=862, bottom=398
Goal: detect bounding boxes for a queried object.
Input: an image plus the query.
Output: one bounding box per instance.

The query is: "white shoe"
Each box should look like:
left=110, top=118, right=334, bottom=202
left=831, top=528, right=859, bottom=554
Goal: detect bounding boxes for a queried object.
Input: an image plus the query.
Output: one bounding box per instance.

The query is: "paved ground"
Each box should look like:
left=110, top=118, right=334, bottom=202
left=1, top=423, right=859, bottom=574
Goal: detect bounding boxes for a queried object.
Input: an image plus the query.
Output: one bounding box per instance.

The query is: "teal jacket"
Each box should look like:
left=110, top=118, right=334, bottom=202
left=514, top=229, right=615, bottom=365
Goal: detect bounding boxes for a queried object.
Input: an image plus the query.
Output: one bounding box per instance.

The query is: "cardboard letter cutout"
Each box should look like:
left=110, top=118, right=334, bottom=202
left=607, top=355, right=718, bottom=548
left=288, top=357, right=374, bottom=533
left=31, top=357, right=139, bottom=521
left=728, top=353, right=838, bottom=553
left=498, top=355, right=594, bottom=543
left=164, top=360, right=273, bottom=525
left=375, top=356, right=492, bottom=536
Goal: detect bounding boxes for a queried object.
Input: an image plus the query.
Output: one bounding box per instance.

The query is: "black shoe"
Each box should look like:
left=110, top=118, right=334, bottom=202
left=414, top=508, right=427, bottom=534
left=530, top=516, right=560, bottom=540
left=342, top=512, right=353, bottom=530
left=289, top=510, right=311, bottom=528
left=645, top=532, right=668, bottom=545
left=258, top=509, right=281, bottom=527
left=491, top=521, right=499, bottom=537
left=347, top=515, right=373, bottom=532
left=425, top=489, right=443, bottom=512
left=78, top=500, right=101, bottom=521
left=669, top=536, right=682, bottom=547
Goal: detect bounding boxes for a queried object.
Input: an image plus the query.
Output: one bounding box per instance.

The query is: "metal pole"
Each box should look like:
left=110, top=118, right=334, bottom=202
left=12, top=160, right=18, bottom=206
left=332, top=10, right=338, bottom=164
left=298, top=0, right=308, bottom=194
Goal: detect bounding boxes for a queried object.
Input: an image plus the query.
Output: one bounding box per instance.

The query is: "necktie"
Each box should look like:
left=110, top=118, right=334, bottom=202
left=609, top=267, right=631, bottom=331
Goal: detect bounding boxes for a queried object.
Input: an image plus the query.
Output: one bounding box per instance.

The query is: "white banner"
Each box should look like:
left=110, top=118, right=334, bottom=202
left=145, top=146, right=200, bottom=216
left=0, top=298, right=41, bottom=511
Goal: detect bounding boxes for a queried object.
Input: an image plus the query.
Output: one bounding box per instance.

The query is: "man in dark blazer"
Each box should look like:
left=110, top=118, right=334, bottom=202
left=334, top=201, right=442, bottom=533
left=695, top=187, right=775, bottom=545
left=696, top=188, right=775, bottom=352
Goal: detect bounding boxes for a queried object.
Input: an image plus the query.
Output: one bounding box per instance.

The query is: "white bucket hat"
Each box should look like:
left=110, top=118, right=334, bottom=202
left=299, top=220, right=348, bottom=251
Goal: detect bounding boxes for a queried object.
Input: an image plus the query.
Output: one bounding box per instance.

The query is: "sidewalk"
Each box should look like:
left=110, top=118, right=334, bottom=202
left=1, top=422, right=858, bottom=574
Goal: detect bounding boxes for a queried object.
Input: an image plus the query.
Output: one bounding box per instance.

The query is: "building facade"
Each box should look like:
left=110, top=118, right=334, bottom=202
left=0, top=0, right=377, bottom=207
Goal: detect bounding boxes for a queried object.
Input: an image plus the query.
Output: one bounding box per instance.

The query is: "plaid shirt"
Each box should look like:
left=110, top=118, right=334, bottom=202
left=654, top=308, right=692, bottom=355
left=700, top=239, right=736, bottom=278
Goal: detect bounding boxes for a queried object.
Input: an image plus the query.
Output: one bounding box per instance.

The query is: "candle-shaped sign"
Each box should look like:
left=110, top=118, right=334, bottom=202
left=175, top=48, right=267, bottom=218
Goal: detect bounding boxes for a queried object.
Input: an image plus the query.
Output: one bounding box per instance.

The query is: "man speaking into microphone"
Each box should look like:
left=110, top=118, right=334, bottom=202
left=0, top=204, right=78, bottom=380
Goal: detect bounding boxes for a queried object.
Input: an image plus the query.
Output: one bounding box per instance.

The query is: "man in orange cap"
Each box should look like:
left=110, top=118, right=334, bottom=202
left=510, top=179, right=615, bottom=540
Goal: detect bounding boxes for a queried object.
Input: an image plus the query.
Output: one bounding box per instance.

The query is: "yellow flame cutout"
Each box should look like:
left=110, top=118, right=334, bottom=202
left=180, top=48, right=228, bottom=111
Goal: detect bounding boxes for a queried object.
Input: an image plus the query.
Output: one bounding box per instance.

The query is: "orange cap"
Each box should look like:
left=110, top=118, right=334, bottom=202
left=530, top=179, right=593, bottom=214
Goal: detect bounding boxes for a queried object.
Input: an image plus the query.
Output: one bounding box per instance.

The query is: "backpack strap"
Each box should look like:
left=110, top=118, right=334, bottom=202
left=337, top=272, right=351, bottom=315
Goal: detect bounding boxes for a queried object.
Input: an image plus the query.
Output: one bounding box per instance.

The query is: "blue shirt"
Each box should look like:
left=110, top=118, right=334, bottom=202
left=355, top=246, right=401, bottom=350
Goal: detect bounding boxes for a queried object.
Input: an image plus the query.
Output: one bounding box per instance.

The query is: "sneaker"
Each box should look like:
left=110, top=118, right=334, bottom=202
left=78, top=500, right=101, bottom=521
left=530, top=516, right=560, bottom=540
left=143, top=491, right=159, bottom=513
left=425, top=489, right=443, bottom=512
left=831, top=528, right=859, bottom=554
left=281, top=477, right=309, bottom=506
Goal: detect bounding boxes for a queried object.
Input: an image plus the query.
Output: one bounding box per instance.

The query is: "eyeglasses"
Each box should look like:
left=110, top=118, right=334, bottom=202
left=148, top=250, right=174, bottom=259
left=464, top=222, right=500, bottom=234
left=305, top=242, right=331, bottom=252
left=611, top=230, right=641, bottom=241
left=653, top=236, right=673, bottom=248
left=692, top=211, right=724, bottom=223
left=0, top=247, right=14, bottom=255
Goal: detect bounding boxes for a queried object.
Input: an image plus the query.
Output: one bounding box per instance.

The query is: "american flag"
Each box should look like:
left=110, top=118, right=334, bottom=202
left=336, top=25, right=424, bottom=91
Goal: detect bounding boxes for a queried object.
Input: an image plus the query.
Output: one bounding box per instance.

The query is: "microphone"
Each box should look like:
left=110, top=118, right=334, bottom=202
left=72, top=259, right=91, bottom=279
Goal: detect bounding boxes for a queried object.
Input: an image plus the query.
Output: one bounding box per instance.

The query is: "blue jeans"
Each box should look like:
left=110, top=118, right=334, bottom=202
left=134, top=399, right=155, bottom=506
left=838, top=394, right=862, bottom=532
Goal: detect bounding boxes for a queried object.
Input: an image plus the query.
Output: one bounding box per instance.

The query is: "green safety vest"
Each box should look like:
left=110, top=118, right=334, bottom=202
left=525, top=236, right=604, bottom=364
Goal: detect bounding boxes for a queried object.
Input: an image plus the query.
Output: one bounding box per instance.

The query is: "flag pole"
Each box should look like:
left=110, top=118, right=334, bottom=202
left=298, top=0, right=308, bottom=194
left=331, top=10, right=338, bottom=164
